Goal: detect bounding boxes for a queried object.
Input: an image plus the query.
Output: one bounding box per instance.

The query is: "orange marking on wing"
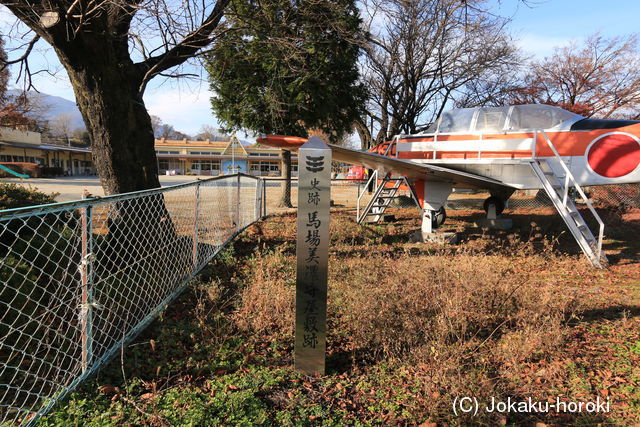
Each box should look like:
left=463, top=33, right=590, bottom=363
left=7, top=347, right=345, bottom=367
left=256, top=135, right=307, bottom=148
left=414, top=180, right=425, bottom=208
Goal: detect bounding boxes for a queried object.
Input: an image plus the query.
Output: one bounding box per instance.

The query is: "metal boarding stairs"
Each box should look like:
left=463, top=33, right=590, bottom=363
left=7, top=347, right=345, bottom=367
left=356, top=137, right=422, bottom=224
left=530, top=130, right=607, bottom=268
left=356, top=172, right=413, bottom=223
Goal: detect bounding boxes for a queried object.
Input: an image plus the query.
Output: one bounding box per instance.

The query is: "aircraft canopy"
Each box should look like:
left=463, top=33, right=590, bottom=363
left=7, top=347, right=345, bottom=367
left=427, top=104, right=583, bottom=134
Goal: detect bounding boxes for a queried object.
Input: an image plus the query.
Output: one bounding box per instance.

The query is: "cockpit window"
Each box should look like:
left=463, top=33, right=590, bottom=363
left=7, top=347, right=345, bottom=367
left=475, top=107, right=509, bottom=131
left=425, top=121, right=438, bottom=133
left=427, top=104, right=583, bottom=133
left=437, top=108, right=476, bottom=133
left=507, top=104, right=582, bottom=130
left=428, top=104, right=583, bottom=134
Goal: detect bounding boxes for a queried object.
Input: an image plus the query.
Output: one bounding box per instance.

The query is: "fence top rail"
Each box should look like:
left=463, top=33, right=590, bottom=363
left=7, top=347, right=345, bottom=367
left=0, top=173, right=261, bottom=221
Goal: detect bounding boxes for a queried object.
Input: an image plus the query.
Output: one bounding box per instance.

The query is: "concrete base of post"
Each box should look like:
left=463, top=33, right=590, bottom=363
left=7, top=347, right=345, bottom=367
left=475, top=217, right=513, bottom=230
left=411, top=230, right=458, bottom=244
left=364, top=214, right=395, bottom=223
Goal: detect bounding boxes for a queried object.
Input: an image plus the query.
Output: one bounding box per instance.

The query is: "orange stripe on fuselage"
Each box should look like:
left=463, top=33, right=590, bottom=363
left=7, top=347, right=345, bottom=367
left=534, top=127, right=640, bottom=157
left=397, top=124, right=640, bottom=158
left=397, top=151, right=532, bottom=159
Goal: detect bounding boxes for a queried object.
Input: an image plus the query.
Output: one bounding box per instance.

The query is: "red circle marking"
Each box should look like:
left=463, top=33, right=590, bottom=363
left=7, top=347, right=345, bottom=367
left=587, top=133, right=640, bottom=178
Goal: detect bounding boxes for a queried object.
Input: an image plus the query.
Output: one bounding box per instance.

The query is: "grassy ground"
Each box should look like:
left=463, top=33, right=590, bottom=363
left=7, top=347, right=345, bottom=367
left=41, top=205, right=639, bottom=425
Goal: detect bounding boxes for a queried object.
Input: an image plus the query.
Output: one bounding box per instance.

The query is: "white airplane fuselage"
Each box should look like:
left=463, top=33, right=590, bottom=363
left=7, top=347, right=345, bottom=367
left=394, top=127, right=640, bottom=190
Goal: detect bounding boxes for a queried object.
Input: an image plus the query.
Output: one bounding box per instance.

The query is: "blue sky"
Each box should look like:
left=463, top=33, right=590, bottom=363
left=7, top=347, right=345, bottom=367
left=2, top=1, right=640, bottom=136
left=491, top=0, right=640, bottom=57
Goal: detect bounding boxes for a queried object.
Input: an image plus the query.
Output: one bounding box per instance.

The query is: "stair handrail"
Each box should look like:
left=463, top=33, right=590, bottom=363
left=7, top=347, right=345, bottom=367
left=357, top=169, right=378, bottom=222
left=537, top=130, right=605, bottom=260
left=383, top=135, right=400, bottom=157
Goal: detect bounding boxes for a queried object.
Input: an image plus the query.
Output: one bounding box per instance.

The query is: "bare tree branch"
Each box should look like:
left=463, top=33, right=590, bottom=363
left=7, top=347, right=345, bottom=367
left=505, top=33, right=640, bottom=119
left=135, top=0, right=231, bottom=94
left=0, top=34, right=40, bottom=71
left=359, top=0, right=521, bottom=145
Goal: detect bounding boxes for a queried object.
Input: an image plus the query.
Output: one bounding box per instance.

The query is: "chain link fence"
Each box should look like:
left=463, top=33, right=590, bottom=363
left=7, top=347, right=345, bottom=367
left=446, top=184, right=640, bottom=211
left=0, top=174, right=265, bottom=425
left=263, top=177, right=639, bottom=214
left=585, top=184, right=640, bottom=208
left=263, top=178, right=418, bottom=215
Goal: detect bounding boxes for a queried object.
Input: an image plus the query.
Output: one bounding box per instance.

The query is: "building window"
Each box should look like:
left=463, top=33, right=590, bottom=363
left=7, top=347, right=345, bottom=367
left=156, top=150, right=180, bottom=155
left=191, top=160, right=221, bottom=172
left=251, top=160, right=280, bottom=175
left=189, top=151, right=219, bottom=156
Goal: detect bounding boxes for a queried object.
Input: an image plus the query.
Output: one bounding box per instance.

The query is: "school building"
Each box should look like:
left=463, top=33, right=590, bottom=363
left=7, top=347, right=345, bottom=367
left=0, top=127, right=93, bottom=176
left=155, top=137, right=298, bottom=177
left=0, top=127, right=297, bottom=178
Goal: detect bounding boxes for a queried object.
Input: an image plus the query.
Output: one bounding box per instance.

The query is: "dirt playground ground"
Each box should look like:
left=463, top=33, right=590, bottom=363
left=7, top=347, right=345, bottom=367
left=0, top=175, right=197, bottom=202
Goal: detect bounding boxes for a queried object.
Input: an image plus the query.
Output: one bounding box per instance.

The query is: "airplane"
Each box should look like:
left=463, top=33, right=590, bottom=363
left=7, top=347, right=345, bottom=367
left=257, top=104, right=640, bottom=268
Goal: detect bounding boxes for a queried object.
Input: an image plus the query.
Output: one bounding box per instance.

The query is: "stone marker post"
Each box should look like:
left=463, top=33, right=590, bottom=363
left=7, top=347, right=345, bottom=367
left=295, top=136, right=331, bottom=375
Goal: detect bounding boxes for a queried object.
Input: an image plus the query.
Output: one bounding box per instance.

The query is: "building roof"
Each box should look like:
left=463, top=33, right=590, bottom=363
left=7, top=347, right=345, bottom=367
left=155, top=138, right=282, bottom=152
left=0, top=140, right=91, bottom=153
left=155, top=138, right=230, bottom=148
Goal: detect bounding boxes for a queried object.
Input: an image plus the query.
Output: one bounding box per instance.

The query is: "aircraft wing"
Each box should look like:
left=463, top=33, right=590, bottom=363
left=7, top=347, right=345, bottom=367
left=255, top=135, right=514, bottom=192
left=329, top=144, right=514, bottom=192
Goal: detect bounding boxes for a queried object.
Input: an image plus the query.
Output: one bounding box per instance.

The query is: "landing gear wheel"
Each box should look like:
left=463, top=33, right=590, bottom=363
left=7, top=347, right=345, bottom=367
left=431, top=206, right=447, bottom=229
left=483, top=196, right=505, bottom=216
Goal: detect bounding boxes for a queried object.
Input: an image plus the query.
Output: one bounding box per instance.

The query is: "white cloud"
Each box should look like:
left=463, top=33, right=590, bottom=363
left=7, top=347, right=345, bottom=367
left=144, top=85, right=219, bottom=136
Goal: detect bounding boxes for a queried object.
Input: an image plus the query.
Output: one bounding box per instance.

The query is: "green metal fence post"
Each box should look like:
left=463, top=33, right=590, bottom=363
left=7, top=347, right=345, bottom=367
left=193, top=180, right=201, bottom=268
left=80, top=192, right=93, bottom=373
left=236, top=174, right=241, bottom=230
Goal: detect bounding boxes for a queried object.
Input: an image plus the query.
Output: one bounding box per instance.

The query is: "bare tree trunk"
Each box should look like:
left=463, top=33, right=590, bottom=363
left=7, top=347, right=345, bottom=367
left=53, top=35, right=173, bottom=269
left=279, top=149, right=293, bottom=208
left=56, top=36, right=160, bottom=195
left=354, top=118, right=373, bottom=150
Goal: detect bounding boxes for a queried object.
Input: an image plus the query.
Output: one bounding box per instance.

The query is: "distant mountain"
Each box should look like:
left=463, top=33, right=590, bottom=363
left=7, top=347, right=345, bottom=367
left=5, top=90, right=255, bottom=144
left=7, top=89, right=85, bottom=131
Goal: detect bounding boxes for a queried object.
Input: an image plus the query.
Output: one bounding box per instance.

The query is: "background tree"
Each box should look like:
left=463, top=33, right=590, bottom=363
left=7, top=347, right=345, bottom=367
left=0, top=36, right=7, bottom=105
left=50, top=112, right=73, bottom=144
left=0, top=96, right=36, bottom=129
left=158, top=123, right=190, bottom=140
left=505, top=33, right=640, bottom=119
left=72, top=127, right=91, bottom=146
left=207, top=0, right=366, bottom=206
left=0, top=36, right=39, bottom=130
left=195, top=124, right=223, bottom=141
left=0, top=0, right=230, bottom=194
left=150, top=115, right=164, bottom=139
left=357, top=0, right=521, bottom=148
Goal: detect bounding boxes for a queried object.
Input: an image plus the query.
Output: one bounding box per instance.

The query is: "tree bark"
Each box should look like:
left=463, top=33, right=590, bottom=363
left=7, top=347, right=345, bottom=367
left=279, top=149, right=293, bottom=208
left=354, top=118, right=373, bottom=150
left=48, top=32, right=173, bottom=269
left=54, top=34, right=160, bottom=195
